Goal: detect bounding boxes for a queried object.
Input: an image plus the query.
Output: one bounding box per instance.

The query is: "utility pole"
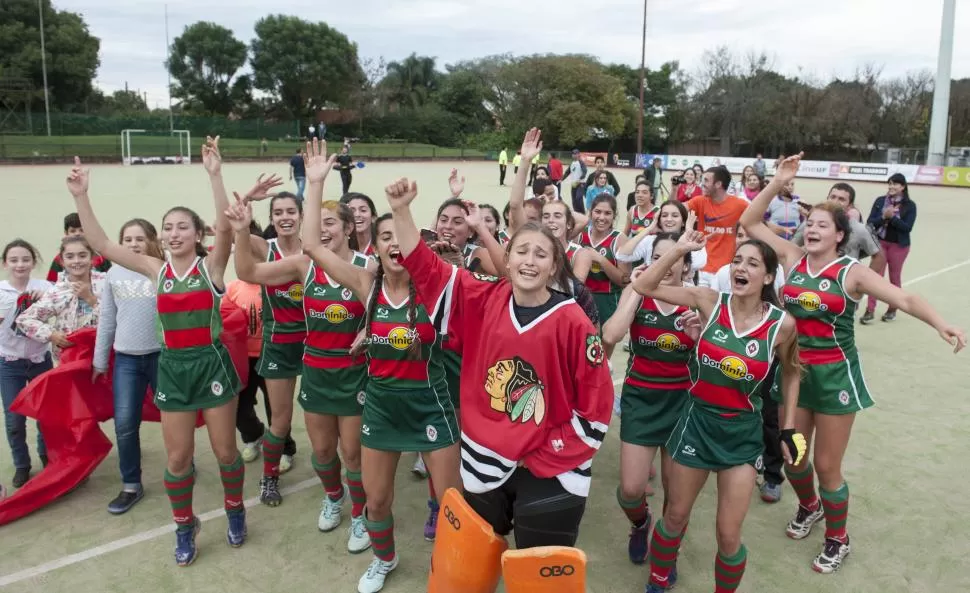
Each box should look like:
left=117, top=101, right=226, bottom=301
left=636, top=0, right=648, bottom=155
left=38, top=0, right=52, bottom=136
left=927, top=0, right=956, bottom=165
left=165, top=4, right=174, bottom=132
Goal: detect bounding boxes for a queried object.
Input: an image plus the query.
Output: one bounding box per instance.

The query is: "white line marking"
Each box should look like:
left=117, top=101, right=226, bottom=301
left=902, top=258, right=970, bottom=287
left=0, top=382, right=634, bottom=587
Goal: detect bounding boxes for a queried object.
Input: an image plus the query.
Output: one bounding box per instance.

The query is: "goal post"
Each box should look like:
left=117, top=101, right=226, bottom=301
left=121, top=129, right=192, bottom=165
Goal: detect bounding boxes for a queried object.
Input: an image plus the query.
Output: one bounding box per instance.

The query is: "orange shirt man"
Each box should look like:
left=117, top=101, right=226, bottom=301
left=687, top=166, right=748, bottom=285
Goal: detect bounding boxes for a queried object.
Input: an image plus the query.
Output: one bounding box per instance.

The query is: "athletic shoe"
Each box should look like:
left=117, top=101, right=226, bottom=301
left=226, top=509, right=247, bottom=548
left=318, top=488, right=346, bottom=532
left=107, top=486, right=144, bottom=515
left=358, top=555, right=399, bottom=593
left=760, top=481, right=782, bottom=503
left=881, top=311, right=896, bottom=322
left=645, top=564, right=678, bottom=592
left=241, top=441, right=260, bottom=463
left=424, top=499, right=439, bottom=542
left=812, top=536, right=850, bottom=573
left=627, top=512, right=651, bottom=565
left=12, top=468, right=30, bottom=489
left=411, top=454, right=428, bottom=479
left=348, top=516, right=372, bottom=554
left=279, top=454, right=294, bottom=474
left=174, top=517, right=201, bottom=567
left=786, top=503, right=824, bottom=540
left=859, top=311, right=874, bottom=325
left=259, top=476, right=283, bottom=507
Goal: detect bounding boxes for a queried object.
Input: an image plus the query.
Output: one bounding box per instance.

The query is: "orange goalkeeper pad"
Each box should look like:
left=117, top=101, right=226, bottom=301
left=427, top=488, right=508, bottom=593
left=501, top=546, right=588, bottom=593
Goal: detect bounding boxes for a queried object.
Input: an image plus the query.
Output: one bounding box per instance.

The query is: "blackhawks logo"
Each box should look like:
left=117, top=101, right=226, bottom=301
left=472, top=272, right=499, bottom=283
left=586, top=334, right=605, bottom=367
left=484, top=357, right=546, bottom=426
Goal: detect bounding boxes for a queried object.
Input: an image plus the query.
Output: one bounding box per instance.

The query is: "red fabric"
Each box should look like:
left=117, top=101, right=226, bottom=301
left=0, top=307, right=249, bottom=526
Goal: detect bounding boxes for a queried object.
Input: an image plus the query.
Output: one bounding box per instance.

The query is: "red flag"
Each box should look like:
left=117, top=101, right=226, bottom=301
left=0, top=307, right=249, bottom=526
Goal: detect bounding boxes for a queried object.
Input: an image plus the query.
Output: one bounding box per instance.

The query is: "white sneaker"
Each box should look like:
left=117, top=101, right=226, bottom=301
left=318, top=489, right=345, bottom=532
left=411, top=454, right=428, bottom=479
left=241, top=441, right=259, bottom=463
left=348, top=515, right=372, bottom=553
left=357, top=555, right=399, bottom=593
left=279, top=454, right=293, bottom=474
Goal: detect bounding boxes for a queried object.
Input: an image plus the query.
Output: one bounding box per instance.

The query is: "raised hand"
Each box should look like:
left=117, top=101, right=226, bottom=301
left=304, top=138, right=337, bottom=184
left=385, top=178, right=418, bottom=211
left=224, top=196, right=254, bottom=232
left=238, top=173, right=284, bottom=203
left=629, top=263, right=649, bottom=282
left=463, top=201, right=485, bottom=231
left=774, top=152, right=803, bottom=184
left=677, top=228, right=707, bottom=252
left=66, top=156, right=90, bottom=198
left=520, top=128, right=543, bottom=162
left=685, top=210, right=697, bottom=232
left=448, top=168, right=466, bottom=198
left=201, top=135, right=222, bottom=175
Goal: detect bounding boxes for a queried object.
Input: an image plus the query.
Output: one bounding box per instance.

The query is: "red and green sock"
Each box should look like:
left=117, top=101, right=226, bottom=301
left=820, top=482, right=849, bottom=541
left=785, top=462, right=819, bottom=510
left=616, top=486, right=649, bottom=528
left=164, top=468, right=195, bottom=531
left=346, top=469, right=366, bottom=518
left=219, top=454, right=245, bottom=514
left=312, top=455, right=344, bottom=502
left=261, top=430, right=285, bottom=478
left=365, top=511, right=396, bottom=562
left=714, top=545, right=747, bottom=593
left=647, top=519, right=684, bottom=587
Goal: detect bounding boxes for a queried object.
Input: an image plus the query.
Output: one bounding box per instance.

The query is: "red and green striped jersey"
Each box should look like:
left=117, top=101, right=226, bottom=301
left=366, top=287, right=444, bottom=391
left=361, top=241, right=376, bottom=257
left=579, top=229, right=621, bottom=294
left=261, top=239, right=307, bottom=344
left=497, top=229, right=511, bottom=245
left=688, top=292, right=786, bottom=412
left=156, top=257, right=222, bottom=350
left=628, top=205, right=657, bottom=236
left=626, top=298, right=695, bottom=390
left=302, top=254, right=370, bottom=370
left=47, top=252, right=111, bottom=282
left=565, top=242, right=582, bottom=264
left=782, top=255, right=858, bottom=365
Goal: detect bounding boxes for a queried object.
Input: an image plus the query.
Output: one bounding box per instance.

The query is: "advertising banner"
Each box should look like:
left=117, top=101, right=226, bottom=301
left=943, top=167, right=970, bottom=188
left=610, top=153, right=637, bottom=168
left=914, top=165, right=945, bottom=185
left=635, top=153, right=667, bottom=169
left=578, top=152, right=607, bottom=167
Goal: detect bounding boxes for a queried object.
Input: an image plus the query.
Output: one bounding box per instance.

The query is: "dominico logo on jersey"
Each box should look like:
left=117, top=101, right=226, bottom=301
left=484, top=356, right=546, bottom=426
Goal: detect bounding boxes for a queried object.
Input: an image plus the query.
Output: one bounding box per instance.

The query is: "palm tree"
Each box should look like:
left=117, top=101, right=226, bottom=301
left=382, top=53, right=439, bottom=110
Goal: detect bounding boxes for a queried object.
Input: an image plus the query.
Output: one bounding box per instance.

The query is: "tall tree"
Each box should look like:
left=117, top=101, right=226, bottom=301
left=250, top=15, right=364, bottom=118
left=0, top=0, right=100, bottom=111
left=167, top=21, right=250, bottom=116
left=381, top=53, right=440, bottom=110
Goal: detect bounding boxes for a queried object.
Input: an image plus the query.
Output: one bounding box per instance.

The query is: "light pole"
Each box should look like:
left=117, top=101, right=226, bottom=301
left=38, top=0, right=52, bottom=136
left=636, top=0, right=648, bottom=155
left=165, top=4, right=174, bottom=132
left=927, top=0, right=956, bottom=166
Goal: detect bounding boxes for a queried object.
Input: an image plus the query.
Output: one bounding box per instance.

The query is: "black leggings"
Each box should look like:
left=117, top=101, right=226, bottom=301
left=235, top=357, right=296, bottom=455
left=464, top=467, right=587, bottom=549
left=760, top=359, right=783, bottom=485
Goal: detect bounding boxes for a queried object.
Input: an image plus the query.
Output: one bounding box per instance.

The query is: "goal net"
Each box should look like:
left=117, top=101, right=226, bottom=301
left=121, top=129, right=192, bottom=165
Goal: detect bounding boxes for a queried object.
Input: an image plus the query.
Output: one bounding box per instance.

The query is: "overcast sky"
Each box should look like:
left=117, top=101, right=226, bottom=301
left=54, top=0, right=970, bottom=108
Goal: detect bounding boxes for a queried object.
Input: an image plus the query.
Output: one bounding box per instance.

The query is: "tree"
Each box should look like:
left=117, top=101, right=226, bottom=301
left=250, top=15, right=364, bottom=118
left=434, top=66, right=495, bottom=136
left=381, top=54, right=439, bottom=110
left=87, top=89, right=149, bottom=115
left=167, top=21, right=250, bottom=116
left=0, top=0, right=100, bottom=110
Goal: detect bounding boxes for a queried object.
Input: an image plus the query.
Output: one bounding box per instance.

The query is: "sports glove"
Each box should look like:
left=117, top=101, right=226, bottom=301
left=779, top=429, right=807, bottom=466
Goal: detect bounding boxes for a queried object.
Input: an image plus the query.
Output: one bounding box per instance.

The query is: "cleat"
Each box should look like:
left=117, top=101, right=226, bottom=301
left=226, top=509, right=247, bottom=547
left=259, top=475, right=282, bottom=507
left=175, top=517, right=201, bottom=566
left=812, top=536, right=850, bottom=573
left=881, top=311, right=896, bottom=322
left=318, top=488, right=346, bottom=532
left=348, top=515, right=372, bottom=554
left=859, top=311, right=874, bottom=325
left=241, top=441, right=260, bottom=463
left=279, top=454, right=293, bottom=474
left=786, top=503, right=823, bottom=540
left=358, top=555, right=399, bottom=593
left=760, top=481, right=782, bottom=503
left=628, top=517, right=650, bottom=565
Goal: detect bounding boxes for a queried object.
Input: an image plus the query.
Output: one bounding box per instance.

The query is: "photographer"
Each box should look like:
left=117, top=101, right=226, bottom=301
left=673, top=169, right=702, bottom=203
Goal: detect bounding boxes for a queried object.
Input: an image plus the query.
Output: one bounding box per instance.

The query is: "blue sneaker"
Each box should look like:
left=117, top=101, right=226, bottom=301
left=628, top=511, right=651, bottom=565
left=174, top=517, right=200, bottom=567
left=226, top=510, right=247, bottom=548
left=644, top=564, right=678, bottom=592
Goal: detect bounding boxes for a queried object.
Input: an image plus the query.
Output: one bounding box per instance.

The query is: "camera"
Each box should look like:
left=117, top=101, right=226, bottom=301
left=671, top=175, right=685, bottom=185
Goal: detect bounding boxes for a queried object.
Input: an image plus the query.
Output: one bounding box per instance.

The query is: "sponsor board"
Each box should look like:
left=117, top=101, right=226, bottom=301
left=635, top=153, right=667, bottom=169
left=943, top=166, right=970, bottom=188
left=578, top=152, right=608, bottom=167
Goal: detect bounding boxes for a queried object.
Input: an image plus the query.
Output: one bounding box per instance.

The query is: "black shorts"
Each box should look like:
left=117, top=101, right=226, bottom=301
left=463, top=467, right=587, bottom=549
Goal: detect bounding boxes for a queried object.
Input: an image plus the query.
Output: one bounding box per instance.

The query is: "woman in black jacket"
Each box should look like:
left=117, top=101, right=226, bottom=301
left=861, top=173, right=917, bottom=324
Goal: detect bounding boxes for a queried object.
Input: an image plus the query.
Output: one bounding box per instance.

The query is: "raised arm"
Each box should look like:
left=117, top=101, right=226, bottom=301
left=67, top=158, right=161, bottom=279
left=631, top=230, right=718, bottom=318
left=301, top=138, right=339, bottom=252
left=234, top=173, right=285, bottom=259
left=466, top=205, right=507, bottom=278
left=616, top=215, right=659, bottom=261
left=509, top=129, right=543, bottom=233
left=200, top=136, right=233, bottom=287
left=227, top=198, right=307, bottom=286
left=739, top=153, right=806, bottom=271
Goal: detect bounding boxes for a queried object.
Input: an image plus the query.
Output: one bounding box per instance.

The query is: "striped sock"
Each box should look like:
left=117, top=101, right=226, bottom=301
left=346, top=470, right=366, bottom=518
left=262, top=430, right=285, bottom=478
left=616, top=486, right=649, bottom=527
left=164, top=468, right=195, bottom=531
left=647, top=519, right=684, bottom=587
left=365, top=512, right=396, bottom=562
left=312, top=455, right=344, bottom=501
left=820, top=482, right=849, bottom=541
left=220, top=454, right=245, bottom=514
left=785, top=463, right=819, bottom=510
left=714, top=545, right=747, bottom=593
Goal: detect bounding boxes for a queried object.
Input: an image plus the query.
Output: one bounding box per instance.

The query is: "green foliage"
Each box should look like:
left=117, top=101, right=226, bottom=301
left=250, top=15, right=364, bottom=118
left=382, top=54, right=439, bottom=110
left=167, top=22, right=250, bottom=116
left=0, top=0, right=100, bottom=111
